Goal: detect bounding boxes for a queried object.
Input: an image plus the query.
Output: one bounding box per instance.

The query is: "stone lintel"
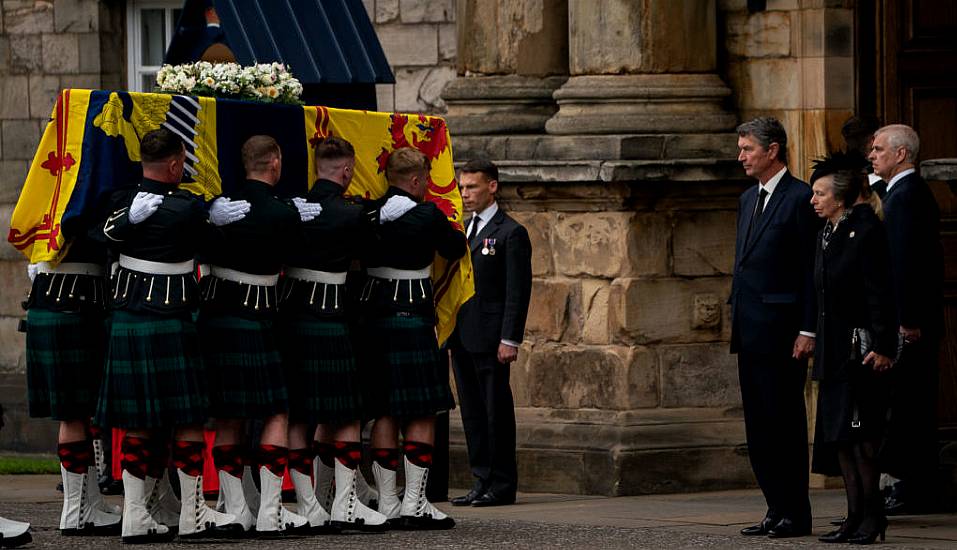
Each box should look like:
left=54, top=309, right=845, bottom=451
left=442, top=75, right=568, bottom=135
left=480, top=159, right=745, bottom=184
left=452, top=133, right=740, bottom=162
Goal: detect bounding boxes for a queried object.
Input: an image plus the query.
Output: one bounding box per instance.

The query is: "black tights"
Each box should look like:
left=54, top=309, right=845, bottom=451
left=837, top=439, right=883, bottom=532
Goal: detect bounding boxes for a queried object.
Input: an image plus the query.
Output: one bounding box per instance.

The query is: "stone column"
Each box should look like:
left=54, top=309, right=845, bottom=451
left=546, top=0, right=736, bottom=134
left=442, top=0, right=569, bottom=134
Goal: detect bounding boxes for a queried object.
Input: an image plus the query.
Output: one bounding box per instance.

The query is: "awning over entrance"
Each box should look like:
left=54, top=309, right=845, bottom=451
left=164, top=0, right=395, bottom=109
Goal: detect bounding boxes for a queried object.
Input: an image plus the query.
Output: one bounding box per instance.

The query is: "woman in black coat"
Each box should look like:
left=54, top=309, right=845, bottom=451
left=809, top=153, right=898, bottom=544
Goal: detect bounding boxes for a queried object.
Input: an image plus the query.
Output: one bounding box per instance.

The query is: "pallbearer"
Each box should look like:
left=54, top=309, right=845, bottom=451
left=96, top=128, right=248, bottom=542
left=363, top=147, right=465, bottom=530
left=279, top=136, right=387, bottom=531
left=22, top=187, right=120, bottom=536
left=199, top=135, right=308, bottom=536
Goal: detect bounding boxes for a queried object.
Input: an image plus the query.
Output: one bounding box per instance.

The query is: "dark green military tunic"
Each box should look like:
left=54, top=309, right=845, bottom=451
left=198, top=179, right=300, bottom=420
left=361, top=186, right=466, bottom=419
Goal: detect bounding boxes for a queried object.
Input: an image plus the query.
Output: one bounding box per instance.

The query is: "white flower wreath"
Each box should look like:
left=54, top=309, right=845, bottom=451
left=155, top=61, right=304, bottom=105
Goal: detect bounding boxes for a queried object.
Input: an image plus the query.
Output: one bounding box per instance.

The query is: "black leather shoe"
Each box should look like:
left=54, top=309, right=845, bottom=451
left=450, top=488, right=485, bottom=506
left=471, top=491, right=515, bottom=507
left=740, top=515, right=778, bottom=536
left=767, top=517, right=811, bottom=538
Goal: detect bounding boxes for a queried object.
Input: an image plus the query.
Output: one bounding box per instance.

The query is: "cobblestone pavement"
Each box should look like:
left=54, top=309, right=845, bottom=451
left=2, top=476, right=955, bottom=549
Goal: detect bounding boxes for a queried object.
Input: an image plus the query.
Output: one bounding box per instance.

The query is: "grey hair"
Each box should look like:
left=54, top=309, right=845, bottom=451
left=736, top=117, right=788, bottom=164
left=875, top=124, right=920, bottom=163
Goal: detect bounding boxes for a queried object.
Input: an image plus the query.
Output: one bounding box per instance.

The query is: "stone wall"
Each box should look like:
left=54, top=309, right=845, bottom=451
left=363, top=0, right=457, bottom=114
left=0, top=0, right=114, bottom=451
left=719, top=0, right=855, bottom=179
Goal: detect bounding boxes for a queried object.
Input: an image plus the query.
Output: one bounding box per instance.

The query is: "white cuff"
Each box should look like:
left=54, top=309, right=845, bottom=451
left=799, top=331, right=816, bottom=338
left=501, top=339, right=520, bottom=348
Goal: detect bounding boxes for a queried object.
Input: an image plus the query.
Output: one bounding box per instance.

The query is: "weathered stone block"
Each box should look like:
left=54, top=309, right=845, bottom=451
left=0, top=205, right=23, bottom=261
left=0, top=261, right=30, bottom=317
left=631, top=212, right=671, bottom=277
left=527, top=345, right=658, bottom=409
left=508, top=343, right=532, bottom=407
left=400, top=0, right=454, bottom=22
left=580, top=279, right=611, bottom=345
left=375, top=83, right=395, bottom=112
left=376, top=0, right=399, bottom=23
left=553, top=212, right=634, bottom=278
left=1, top=76, right=30, bottom=120
left=611, top=277, right=732, bottom=344
left=824, top=9, right=853, bottom=57
left=77, top=32, right=99, bottom=73
left=0, top=317, right=25, bottom=372
left=0, top=160, right=29, bottom=203
left=41, top=32, right=79, bottom=74
left=508, top=212, right=552, bottom=276
left=801, top=56, right=825, bottom=110
left=4, top=4, right=54, bottom=34
left=525, top=280, right=573, bottom=341
left=673, top=210, right=737, bottom=276
left=394, top=66, right=455, bottom=113
left=54, top=0, right=98, bottom=32
left=1, top=119, right=41, bottom=160
left=377, top=24, right=438, bottom=66
left=799, top=8, right=824, bottom=57
left=824, top=56, right=853, bottom=110
left=727, top=58, right=800, bottom=110
left=659, top=343, right=741, bottom=408
left=58, top=73, right=100, bottom=90
left=28, top=75, right=59, bottom=119
left=8, top=33, right=42, bottom=73
left=618, top=446, right=754, bottom=495
left=692, top=293, right=722, bottom=330
left=725, top=11, right=790, bottom=59
left=438, top=22, right=456, bottom=60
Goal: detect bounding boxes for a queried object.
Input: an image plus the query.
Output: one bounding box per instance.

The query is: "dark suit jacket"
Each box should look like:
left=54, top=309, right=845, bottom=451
left=455, top=207, right=533, bottom=354
left=881, top=171, right=944, bottom=335
left=812, top=204, right=898, bottom=381
left=730, top=171, right=820, bottom=355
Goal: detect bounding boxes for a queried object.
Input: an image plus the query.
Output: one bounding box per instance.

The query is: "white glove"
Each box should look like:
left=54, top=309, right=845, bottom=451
left=129, top=191, right=164, bottom=224
left=27, top=263, right=38, bottom=282
left=291, top=197, right=323, bottom=222
left=379, top=195, right=417, bottom=223
left=209, top=197, right=251, bottom=226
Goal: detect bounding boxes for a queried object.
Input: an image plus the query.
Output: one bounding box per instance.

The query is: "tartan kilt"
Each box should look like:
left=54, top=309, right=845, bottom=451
left=95, top=310, right=209, bottom=429
left=198, top=313, right=288, bottom=419
left=25, top=308, right=106, bottom=421
left=279, top=315, right=363, bottom=425
left=361, top=313, right=454, bottom=419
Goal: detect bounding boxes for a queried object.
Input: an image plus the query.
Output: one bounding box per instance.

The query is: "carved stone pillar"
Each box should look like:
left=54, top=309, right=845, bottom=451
left=442, top=0, right=569, bottom=134
left=546, top=0, right=736, bottom=134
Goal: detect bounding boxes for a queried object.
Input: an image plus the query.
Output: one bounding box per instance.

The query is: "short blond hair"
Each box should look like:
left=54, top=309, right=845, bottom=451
left=385, top=147, right=429, bottom=184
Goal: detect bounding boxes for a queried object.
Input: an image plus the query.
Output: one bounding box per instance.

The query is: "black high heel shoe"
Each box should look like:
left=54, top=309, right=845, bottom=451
left=848, top=516, right=888, bottom=545
left=818, top=517, right=859, bottom=543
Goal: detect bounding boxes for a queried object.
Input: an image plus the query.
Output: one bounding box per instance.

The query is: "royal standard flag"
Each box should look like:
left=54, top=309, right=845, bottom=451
left=9, top=89, right=473, bottom=345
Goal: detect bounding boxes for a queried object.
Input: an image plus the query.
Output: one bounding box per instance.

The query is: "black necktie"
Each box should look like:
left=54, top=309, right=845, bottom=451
left=871, top=180, right=887, bottom=199
left=468, top=216, right=480, bottom=247
left=746, top=188, right=769, bottom=244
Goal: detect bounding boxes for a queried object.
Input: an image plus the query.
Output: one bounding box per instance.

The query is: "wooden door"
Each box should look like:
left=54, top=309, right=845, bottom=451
left=857, top=0, right=957, bottom=430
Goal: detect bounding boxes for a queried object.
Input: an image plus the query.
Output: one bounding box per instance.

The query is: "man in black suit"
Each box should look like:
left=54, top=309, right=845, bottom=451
left=869, top=124, right=944, bottom=514
left=449, top=159, right=532, bottom=508
left=730, top=117, right=819, bottom=538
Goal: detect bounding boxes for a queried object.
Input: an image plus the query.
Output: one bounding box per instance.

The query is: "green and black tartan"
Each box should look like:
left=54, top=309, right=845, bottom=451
left=279, top=315, right=363, bottom=424
left=25, top=309, right=106, bottom=421
left=95, top=310, right=209, bottom=428
left=361, top=313, right=454, bottom=419
left=198, top=313, right=288, bottom=419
